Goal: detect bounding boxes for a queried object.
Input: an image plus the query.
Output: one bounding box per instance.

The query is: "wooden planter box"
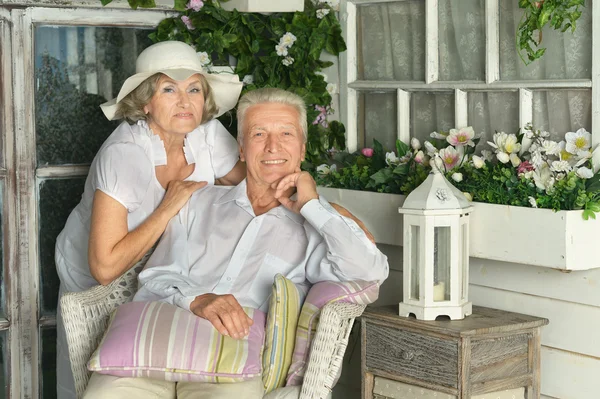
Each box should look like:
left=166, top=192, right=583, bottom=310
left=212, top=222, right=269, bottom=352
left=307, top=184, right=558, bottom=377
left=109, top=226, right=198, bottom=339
left=317, top=187, right=600, bottom=271
left=220, top=0, right=304, bottom=12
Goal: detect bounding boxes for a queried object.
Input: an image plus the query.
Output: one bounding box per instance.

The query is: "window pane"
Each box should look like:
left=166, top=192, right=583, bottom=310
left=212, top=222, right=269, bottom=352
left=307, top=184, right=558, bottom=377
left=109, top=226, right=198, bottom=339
left=39, top=178, right=86, bottom=315
left=532, top=90, right=591, bottom=141
left=499, top=1, right=592, bottom=80
left=410, top=91, right=455, bottom=144
left=438, top=0, right=485, bottom=81
left=35, top=26, right=153, bottom=166
left=40, top=327, right=57, bottom=399
left=433, top=226, right=451, bottom=302
left=468, top=91, right=519, bottom=144
left=0, top=181, right=4, bottom=319
left=358, top=92, right=397, bottom=151
left=0, top=331, right=7, bottom=398
left=410, top=225, right=420, bottom=301
left=357, top=1, right=425, bottom=81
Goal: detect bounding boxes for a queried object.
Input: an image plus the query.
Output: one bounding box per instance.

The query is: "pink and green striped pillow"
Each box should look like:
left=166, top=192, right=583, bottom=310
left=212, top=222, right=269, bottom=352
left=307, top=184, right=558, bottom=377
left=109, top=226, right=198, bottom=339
left=285, top=280, right=379, bottom=386
left=88, top=301, right=266, bottom=383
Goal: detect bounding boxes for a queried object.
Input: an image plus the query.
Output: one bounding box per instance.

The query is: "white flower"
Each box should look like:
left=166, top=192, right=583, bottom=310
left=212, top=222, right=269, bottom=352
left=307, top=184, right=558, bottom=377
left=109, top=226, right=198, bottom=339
left=565, top=128, right=591, bottom=154
left=385, top=152, right=399, bottom=166
left=480, top=149, right=493, bottom=162
left=316, top=164, right=336, bottom=175
left=540, top=139, right=559, bottom=155
left=316, top=8, right=330, bottom=19
left=496, top=152, right=510, bottom=164
left=424, top=141, right=437, bottom=156
left=540, top=130, right=550, bottom=138
left=430, top=131, right=447, bottom=140
left=282, top=56, right=295, bottom=66
left=410, top=137, right=421, bottom=151
left=280, top=32, right=297, bottom=47
left=275, top=43, right=288, bottom=56
left=510, top=153, right=521, bottom=167
left=533, top=165, right=554, bottom=191
left=197, top=51, right=211, bottom=66
left=489, top=132, right=521, bottom=154
left=326, top=83, right=337, bottom=95
left=472, top=155, right=485, bottom=169
left=528, top=196, right=538, bottom=208
left=463, top=192, right=473, bottom=202
left=414, top=150, right=425, bottom=164
left=530, top=150, right=544, bottom=168
left=577, top=166, right=594, bottom=179
left=592, top=146, right=600, bottom=173
left=430, top=156, right=445, bottom=173
left=551, top=160, right=571, bottom=173
left=451, top=172, right=463, bottom=182
left=242, top=75, right=254, bottom=85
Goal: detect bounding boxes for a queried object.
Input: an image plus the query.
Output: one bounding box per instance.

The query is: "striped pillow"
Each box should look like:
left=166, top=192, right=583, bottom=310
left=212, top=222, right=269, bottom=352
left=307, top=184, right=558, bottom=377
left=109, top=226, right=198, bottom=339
left=88, top=301, right=266, bottom=382
left=262, top=274, right=306, bottom=394
left=285, top=280, right=379, bottom=386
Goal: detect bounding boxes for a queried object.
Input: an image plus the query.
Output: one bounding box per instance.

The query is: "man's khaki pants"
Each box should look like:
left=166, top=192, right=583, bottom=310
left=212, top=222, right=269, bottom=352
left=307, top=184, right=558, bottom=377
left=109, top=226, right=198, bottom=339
left=83, top=372, right=265, bottom=399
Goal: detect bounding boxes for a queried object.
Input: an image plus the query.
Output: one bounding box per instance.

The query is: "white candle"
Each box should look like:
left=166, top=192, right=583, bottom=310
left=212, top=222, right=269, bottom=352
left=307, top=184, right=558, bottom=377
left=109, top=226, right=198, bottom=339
left=433, top=282, right=445, bottom=301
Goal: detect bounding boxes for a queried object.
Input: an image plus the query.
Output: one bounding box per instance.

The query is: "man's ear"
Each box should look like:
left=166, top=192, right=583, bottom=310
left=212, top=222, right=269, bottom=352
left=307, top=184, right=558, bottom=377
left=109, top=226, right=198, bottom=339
left=300, top=143, right=306, bottom=163
left=238, top=143, right=245, bottom=162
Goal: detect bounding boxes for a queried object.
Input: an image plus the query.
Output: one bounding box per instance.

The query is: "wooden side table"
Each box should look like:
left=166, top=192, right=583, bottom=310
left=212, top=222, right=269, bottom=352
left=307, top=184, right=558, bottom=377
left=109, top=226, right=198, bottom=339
left=361, top=305, right=549, bottom=399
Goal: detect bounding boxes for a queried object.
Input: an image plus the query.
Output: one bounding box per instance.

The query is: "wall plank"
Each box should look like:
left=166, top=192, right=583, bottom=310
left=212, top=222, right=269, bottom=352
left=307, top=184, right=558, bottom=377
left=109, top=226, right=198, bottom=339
left=541, top=346, right=600, bottom=399
left=470, top=258, right=600, bottom=308
left=470, top=285, right=600, bottom=358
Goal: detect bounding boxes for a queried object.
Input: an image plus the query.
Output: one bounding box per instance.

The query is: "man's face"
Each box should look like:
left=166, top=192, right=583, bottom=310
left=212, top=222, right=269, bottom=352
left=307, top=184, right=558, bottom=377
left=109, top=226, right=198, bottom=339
left=239, top=102, right=305, bottom=188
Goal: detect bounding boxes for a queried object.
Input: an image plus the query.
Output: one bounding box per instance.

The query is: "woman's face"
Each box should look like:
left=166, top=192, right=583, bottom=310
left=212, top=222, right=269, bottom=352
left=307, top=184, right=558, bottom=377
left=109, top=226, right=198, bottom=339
left=143, top=73, right=205, bottom=136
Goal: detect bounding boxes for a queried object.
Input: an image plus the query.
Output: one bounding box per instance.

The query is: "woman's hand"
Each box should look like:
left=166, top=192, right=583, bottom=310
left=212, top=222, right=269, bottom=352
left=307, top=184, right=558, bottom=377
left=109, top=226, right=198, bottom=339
left=157, top=180, right=207, bottom=219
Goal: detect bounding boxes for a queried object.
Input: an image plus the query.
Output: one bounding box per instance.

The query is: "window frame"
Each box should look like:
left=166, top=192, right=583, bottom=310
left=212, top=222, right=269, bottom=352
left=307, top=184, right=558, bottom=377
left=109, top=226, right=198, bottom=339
left=4, top=4, right=173, bottom=397
left=339, top=0, right=600, bottom=152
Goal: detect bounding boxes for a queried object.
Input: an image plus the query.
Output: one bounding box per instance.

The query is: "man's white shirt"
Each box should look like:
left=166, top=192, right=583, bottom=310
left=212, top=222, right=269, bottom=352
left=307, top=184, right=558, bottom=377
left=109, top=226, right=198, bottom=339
left=134, top=179, right=389, bottom=311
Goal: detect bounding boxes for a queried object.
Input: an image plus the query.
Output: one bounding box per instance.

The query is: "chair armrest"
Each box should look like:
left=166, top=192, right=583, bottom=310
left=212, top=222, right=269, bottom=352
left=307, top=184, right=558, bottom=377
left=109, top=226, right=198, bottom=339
left=60, top=265, right=141, bottom=398
left=298, top=301, right=366, bottom=399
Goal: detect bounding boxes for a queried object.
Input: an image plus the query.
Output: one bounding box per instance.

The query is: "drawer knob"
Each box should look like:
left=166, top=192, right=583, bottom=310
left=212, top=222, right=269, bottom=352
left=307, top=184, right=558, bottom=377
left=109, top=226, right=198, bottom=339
left=400, top=349, right=423, bottom=361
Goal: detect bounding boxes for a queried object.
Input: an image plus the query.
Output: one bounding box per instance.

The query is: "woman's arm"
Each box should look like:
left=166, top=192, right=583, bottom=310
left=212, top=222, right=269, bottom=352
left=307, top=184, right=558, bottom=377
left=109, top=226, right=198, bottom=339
left=215, top=160, right=246, bottom=186
left=88, top=180, right=206, bottom=285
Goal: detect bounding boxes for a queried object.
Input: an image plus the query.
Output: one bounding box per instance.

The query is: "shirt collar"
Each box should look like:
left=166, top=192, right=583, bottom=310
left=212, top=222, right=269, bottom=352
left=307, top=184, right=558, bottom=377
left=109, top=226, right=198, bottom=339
left=214, top=179, right=304, bottom=225
left=137, top=120, right=198, bottom=167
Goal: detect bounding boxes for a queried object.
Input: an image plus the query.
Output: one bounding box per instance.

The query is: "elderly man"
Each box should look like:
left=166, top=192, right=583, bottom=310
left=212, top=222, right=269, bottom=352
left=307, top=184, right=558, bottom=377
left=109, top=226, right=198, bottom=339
left=84, top=88, right=389, bottom=398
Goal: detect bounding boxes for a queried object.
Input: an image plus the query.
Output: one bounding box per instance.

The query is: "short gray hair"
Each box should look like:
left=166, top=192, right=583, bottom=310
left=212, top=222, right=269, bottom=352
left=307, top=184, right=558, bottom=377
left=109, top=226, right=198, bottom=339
left=115, top=73, right=218, bottom=124
left=236, top=88, right=307, bottom=145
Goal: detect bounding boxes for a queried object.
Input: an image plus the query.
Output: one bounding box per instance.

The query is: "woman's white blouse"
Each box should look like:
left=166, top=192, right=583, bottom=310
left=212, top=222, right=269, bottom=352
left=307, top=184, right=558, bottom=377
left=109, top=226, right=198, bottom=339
left=55, top=119, right=239, bottom=293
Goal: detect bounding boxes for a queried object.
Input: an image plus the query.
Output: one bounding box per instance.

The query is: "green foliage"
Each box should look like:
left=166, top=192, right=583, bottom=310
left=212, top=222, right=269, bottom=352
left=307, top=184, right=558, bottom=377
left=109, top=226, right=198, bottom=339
left=150, top=0, right=346, bottom=164
left=517, top=0, right=585, bottom=65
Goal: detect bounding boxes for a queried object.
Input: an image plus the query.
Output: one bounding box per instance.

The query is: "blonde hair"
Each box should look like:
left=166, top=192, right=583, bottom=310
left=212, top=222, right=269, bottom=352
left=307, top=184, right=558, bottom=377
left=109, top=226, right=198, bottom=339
left=236, top=88, right=307, bottom=145
left=115, top=73, right=219, bottom=124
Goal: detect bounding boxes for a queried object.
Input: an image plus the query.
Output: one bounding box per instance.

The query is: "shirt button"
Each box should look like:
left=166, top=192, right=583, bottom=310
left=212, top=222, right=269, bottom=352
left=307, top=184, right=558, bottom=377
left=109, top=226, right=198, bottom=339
left=226, top=277, right=232, bottom=282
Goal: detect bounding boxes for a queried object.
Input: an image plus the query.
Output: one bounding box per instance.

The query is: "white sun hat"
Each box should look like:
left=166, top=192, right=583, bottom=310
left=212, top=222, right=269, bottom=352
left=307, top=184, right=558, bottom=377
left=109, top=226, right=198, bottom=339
left=100, top=41, right=243, bottom=120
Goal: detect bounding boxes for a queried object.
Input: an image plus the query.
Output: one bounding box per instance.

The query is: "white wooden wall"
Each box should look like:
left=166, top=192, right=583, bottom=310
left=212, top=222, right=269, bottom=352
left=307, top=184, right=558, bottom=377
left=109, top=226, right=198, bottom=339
left=332, top=241, right=600, bottom=399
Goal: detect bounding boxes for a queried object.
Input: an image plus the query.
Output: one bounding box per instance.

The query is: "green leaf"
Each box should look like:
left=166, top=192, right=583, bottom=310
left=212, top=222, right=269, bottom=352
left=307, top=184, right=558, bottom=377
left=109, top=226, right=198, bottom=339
left=395, top=139, right=410, bottom=157
left=173, top=0, right=187, bottom=11
left=370, top=168, right=393, bottom=185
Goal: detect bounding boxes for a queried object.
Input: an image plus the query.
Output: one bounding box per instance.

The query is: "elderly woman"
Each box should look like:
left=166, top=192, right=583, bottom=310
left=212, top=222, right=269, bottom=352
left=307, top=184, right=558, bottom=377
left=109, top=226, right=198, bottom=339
left=54, top=41, right=245, bottom=398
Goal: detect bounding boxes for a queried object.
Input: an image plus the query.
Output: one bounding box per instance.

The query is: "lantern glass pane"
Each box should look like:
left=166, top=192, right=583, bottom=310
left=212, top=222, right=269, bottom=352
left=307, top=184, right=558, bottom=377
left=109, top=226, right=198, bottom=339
left=410, top=225, right=420, bottom=300
left=461, top=223, right=468, bottom=301
left=434, top=226, right=451, bottom=302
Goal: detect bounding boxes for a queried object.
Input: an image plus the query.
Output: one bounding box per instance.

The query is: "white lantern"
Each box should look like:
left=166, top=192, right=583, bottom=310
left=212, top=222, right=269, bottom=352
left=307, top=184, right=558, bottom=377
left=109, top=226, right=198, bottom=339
left=398, top=167, right=473, bottom=320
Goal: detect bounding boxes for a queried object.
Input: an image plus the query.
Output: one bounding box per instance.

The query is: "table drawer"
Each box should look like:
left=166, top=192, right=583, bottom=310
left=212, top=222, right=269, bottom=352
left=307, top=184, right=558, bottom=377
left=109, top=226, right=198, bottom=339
left=365, top=322, right=458, bottom=388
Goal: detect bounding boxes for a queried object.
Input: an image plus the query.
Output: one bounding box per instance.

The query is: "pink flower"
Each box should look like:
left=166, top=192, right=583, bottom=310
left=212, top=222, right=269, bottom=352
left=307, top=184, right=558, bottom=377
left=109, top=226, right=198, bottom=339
left=517, top=160, right=535, bottom=175
left=186, top=0, right=204, bottom=11
left=181, top=16, right=195, bottom=30
left=312, top=105, right=328, bottom=128
left=361, top=148, right=374, bottom=157
left=439, top=147, right=460, bottom=170
left=446, top=127, right=475, bottom=147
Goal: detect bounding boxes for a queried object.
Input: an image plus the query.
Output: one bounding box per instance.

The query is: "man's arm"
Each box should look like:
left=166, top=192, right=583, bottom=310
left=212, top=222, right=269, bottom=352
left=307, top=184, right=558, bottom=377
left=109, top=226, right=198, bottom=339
left=274, top=172, right=389, bottom=284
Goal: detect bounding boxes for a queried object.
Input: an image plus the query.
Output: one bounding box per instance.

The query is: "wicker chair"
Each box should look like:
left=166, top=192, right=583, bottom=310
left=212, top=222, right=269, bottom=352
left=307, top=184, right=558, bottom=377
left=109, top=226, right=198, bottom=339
left=60, top=258, right=365, bottom=399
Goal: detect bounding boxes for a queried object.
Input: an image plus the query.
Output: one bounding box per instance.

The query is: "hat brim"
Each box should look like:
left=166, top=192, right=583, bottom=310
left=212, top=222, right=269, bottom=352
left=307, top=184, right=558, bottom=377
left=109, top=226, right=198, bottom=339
left=100, top=68, right=243, bottom=121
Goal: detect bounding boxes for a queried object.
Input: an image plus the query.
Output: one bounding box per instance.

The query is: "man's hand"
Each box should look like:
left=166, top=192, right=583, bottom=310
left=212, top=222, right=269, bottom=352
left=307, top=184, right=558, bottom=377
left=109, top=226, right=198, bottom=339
left=190, top=293, right=253, bottom=339
left=273, top=169, right=319, bottom=214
